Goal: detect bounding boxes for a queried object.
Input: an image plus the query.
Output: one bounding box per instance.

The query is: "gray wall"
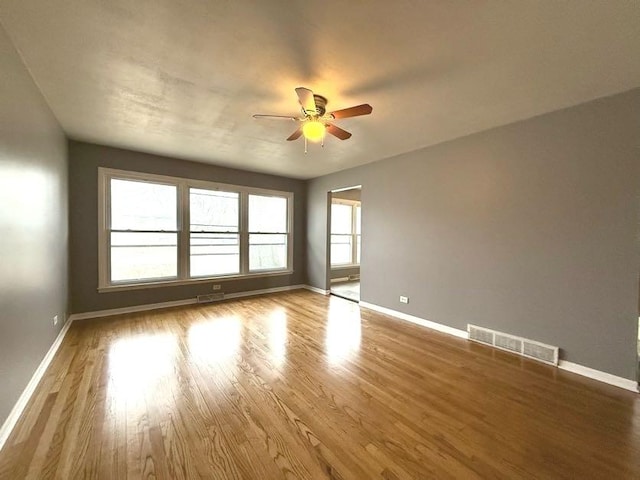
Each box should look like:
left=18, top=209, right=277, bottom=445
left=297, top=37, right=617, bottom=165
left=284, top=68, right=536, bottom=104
left=69, top=141, right=307, bottom=313
left=0, top=26, right=69, bottom=426
left=308, top=89, right=640, bottom=380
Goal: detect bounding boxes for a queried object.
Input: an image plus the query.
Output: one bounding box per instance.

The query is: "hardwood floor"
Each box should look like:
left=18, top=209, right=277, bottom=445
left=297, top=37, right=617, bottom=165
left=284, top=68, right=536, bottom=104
left=1, top=290, right=639, bottom=479
left=330, top=282, right=360, bottom=303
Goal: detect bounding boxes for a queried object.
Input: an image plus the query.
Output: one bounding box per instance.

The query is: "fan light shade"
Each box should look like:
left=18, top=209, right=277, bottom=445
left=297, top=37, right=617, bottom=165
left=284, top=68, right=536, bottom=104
left=302, top=120, right=325, bottom=142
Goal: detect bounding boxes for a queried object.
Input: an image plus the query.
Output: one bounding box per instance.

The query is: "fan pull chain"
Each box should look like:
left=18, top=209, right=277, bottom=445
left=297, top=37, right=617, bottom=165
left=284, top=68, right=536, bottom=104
left=304, top=136, right=308, bottom=154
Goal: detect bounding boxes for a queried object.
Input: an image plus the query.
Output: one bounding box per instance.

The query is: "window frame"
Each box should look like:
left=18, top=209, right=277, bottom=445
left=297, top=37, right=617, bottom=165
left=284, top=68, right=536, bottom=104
left=330, top=198, right=361, bottom=268
left=98, top=167, right=294, bottom=292
left=247, top=193, right=290, bottom=273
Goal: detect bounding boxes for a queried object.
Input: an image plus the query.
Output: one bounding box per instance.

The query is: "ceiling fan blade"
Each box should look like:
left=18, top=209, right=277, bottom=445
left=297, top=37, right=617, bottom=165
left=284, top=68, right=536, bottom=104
left=253, top=114, right=299, bottom=121
left=326, top=124, right=352, bottom=140
left=286, top=127, right=303, bottom=141
left=329, top=104, right=373, bottom=119
left=295, top=87, right=317, bottom=115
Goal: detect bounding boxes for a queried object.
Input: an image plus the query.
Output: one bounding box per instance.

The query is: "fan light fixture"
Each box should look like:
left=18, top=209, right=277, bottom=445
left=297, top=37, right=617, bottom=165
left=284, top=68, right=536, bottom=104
left=302, top=120, right=325, bottom=142
left=252, top=87, right=373, bottom=152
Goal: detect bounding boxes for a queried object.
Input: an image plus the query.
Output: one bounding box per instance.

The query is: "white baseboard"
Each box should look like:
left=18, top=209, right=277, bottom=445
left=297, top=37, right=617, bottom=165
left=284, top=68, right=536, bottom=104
left=0, top=316, right=73, bottom=452
left=224, top=284, right=305, bottom=300
left=359, top=302, right=638, bottom=393
left=69, top=298, right=197, bottom=321
left=359, top=301, right=469, bottom=339
left=69, top=285, right=307, bottom=321
left=330, top=277, right=350, bottom=284
left=303, top=285, right=330, bottom=295
left=558, top=360, right=638, bottom=392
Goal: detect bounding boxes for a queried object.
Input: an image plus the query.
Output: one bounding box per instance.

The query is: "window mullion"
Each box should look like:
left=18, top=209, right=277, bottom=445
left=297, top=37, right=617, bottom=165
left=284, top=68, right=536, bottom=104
left=351, top=204, right=357, bottom=265
left=102, top=172, right=112, bottom=287
left=240, top=192, right=249, bottom=274
left=287, top=195, right=293, bottom=271
left=178, top=182, right=190, bottom=280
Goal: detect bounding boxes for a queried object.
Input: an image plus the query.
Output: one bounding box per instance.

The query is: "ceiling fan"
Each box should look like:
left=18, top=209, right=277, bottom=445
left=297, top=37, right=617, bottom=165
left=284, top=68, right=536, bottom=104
left=253, top=87, right=373, bottom=151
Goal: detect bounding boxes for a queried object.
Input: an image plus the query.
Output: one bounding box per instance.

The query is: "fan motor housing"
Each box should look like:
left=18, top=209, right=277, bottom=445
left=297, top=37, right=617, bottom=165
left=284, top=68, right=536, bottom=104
left=313, top=95, right=328, bottom=116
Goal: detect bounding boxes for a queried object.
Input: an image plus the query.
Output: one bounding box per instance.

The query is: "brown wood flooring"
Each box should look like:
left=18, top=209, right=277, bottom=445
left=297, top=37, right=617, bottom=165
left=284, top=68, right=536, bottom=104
left=0, top=290, right=639, bottom=479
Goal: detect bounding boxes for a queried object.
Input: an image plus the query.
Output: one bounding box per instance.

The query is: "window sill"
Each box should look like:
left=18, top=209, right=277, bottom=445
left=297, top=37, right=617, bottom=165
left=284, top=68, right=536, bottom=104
left=330, top=264, right=360, bottom=270
left=98, top=269, right=294, bottom=293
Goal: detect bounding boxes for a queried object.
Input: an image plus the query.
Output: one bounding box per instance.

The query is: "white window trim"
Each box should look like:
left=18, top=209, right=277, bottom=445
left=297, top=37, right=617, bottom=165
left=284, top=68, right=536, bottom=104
left=330, top=198, right=361, bottom=268
left=98, top=167, right=294, bottom=292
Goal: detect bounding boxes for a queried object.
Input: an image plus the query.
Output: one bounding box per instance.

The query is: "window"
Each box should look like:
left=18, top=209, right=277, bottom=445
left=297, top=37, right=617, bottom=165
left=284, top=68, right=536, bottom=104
left=330, top=199, right=361, bottom=266
left=110, top=179, right=178, bottom=282
left=249, top=194, right=288, bottom=271
left=190, top=188, right=239, bottom=277
left=99, top=168, right=293, bottom=290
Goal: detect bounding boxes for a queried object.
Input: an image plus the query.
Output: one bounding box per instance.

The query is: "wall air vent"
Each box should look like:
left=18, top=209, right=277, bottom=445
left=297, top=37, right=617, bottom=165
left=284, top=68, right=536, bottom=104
left=468, top=325, right=494, bottom=345
left=197, top=293, right=225, bottom=303
left=522, top=340, right=558, bottom=365
left=494, top=333, right=522, bottom=353
left=467, top=324, right=559, bottom=366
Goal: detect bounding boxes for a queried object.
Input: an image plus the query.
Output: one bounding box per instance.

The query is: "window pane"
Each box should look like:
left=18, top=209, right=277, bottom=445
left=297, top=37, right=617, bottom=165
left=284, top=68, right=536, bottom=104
left=190, top=188, right=238, bottom=232
left=356, top=235, right=361, bottom=264
left=111, top=179, right=176, bottom=231
left=250, top=234, right=287, bottom=271
left=249, top=195, right=287, bottom=233
left=190, top=233, right=239, bottom=277
left=331, top=234, right=352, bottom=265
left=331, top=204, right=352, bottom=234
left=355, top=206, right=361, bottom=235
left=111, top=232, right=177, bottom=282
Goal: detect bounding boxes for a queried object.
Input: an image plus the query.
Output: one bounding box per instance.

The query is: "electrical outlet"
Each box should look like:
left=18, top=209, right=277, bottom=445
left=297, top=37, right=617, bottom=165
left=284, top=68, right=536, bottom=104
left=53, top=315, right=58, bottom=326
left=212, top=284, right=221, bottom=291
left=399, top=296, right=409, bottom=304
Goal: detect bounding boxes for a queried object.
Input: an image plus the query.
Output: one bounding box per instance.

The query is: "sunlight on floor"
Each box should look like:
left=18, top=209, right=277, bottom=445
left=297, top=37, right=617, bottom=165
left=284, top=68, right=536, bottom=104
left=107, top=333, right=178, bottom=407
left=267, top=309, right=288, bottom=368
left=326, top=297, right=362, bottom=364
left=188, top=316, right=242, bottom=364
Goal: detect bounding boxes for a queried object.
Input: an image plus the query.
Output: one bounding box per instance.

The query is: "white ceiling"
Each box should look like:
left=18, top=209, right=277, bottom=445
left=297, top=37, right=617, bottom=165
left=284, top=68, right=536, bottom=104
left=1, top=1, right=639, bottom=179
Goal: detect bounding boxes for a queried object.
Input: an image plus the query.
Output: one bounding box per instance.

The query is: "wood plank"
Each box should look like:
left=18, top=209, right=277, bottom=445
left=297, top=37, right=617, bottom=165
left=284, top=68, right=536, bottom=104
left=0, top=290, right=639, bottom=479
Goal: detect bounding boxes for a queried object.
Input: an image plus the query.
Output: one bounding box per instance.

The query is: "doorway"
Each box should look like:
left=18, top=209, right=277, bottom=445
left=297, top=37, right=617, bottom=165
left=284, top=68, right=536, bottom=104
left=329, top=187, right=361, bottom=302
